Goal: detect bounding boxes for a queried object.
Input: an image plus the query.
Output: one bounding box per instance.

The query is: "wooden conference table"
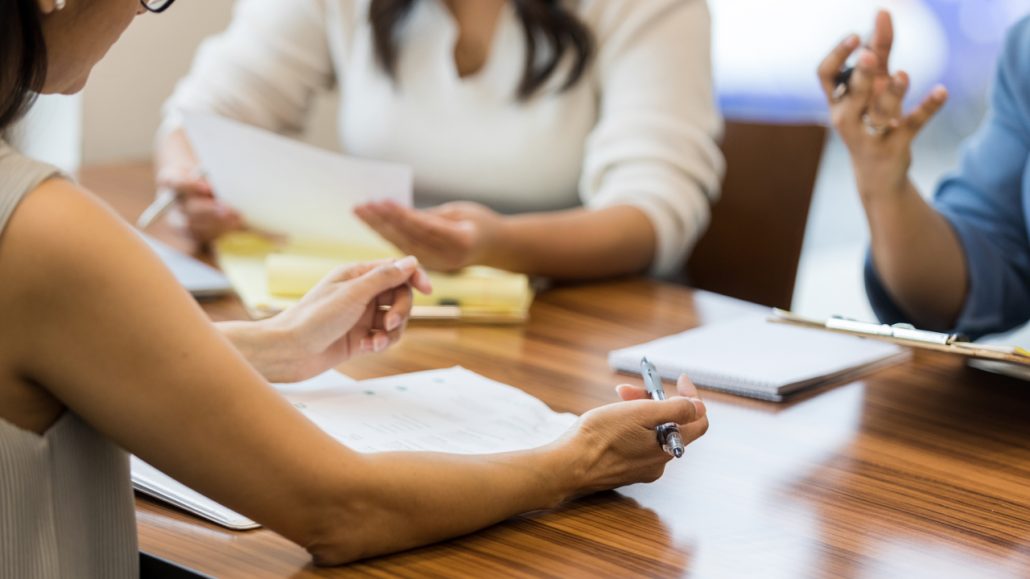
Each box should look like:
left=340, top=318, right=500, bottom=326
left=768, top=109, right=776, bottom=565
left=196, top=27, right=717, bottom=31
left=81, top=163, right=1030, bottom=578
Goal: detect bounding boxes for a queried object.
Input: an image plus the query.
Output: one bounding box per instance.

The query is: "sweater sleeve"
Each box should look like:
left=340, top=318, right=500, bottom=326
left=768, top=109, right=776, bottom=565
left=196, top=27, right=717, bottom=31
left=579, top=0, right=725, bottom=277
left=865, top=16, right=1030, bottom=338
left=160, top=0, right=336, bottom=137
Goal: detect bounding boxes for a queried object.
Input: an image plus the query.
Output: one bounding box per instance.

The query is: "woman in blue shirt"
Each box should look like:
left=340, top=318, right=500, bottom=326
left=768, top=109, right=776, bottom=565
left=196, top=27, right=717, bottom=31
left=818, top=10, right=1030, bottom=338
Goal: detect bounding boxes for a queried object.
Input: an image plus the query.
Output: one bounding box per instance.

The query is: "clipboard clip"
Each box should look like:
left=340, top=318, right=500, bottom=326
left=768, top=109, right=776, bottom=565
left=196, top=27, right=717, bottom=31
left=825, top=317, right=967, bottom=346
left=770, top=309, right=1030, bottom=361
left=771, top=309, right=968, bottom=346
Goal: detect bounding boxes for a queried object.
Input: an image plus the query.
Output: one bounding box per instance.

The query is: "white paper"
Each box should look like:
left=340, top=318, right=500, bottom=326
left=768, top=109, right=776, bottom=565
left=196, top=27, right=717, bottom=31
left=286, top=367, right=576, bottom=454
left=132, top=368, right=576, bottom=529
left=970, top=322, right=1030, bottom=381
left=609, top=315, right=908, bottom=400
left=183, top=113, right=412, bottom=250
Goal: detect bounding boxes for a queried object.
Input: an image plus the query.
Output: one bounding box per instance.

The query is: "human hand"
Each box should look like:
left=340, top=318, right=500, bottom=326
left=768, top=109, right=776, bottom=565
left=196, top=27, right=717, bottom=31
left=556, top=375, right=708, bottom=498
left=241, top=256, right=432, bottom=383
left=354, top=200, right=505, bottom=272
left=818, top=10, right=948, bottom=201
left=156, top=165, right=243, bottom=243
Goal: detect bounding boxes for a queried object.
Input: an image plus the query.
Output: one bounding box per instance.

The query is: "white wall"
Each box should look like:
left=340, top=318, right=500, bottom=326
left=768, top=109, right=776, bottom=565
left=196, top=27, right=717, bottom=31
left=7, top=94, right=82, bottom=173
left=82, top=0, right=233, bottom=164
left=82, top=0, right=339, bottom=165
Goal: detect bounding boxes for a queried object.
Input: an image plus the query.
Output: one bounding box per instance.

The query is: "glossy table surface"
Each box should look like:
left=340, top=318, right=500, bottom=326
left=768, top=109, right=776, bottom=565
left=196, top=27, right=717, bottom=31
left=80, top=163, right=1030, bottom=578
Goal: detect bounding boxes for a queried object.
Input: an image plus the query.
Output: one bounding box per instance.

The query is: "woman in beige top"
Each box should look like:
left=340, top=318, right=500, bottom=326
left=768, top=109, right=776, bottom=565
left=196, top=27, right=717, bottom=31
left=0, top=0, right=709, bottom=575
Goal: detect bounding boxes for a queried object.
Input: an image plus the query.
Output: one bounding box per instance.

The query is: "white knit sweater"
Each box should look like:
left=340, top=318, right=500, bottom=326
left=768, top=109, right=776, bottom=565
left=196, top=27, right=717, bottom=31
left=163, top=0, right=724, bottom=275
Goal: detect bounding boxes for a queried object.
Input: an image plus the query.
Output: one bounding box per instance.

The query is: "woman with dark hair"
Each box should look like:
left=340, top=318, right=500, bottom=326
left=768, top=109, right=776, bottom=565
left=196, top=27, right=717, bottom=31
left=157, top=0, right=723, bottom=279
left=0, top=0, right=711, bottom=576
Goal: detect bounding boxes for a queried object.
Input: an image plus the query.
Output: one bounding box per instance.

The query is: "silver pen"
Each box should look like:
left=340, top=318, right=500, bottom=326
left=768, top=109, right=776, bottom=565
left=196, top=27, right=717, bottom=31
left=641, top=357, right=685, bottom=459
left=136, top=188, right=179, bottom=230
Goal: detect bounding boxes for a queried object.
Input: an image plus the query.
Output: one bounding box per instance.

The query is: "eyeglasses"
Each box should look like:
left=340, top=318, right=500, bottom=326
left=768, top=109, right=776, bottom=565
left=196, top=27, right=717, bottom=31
left=140, top=0, right=176, bottom=13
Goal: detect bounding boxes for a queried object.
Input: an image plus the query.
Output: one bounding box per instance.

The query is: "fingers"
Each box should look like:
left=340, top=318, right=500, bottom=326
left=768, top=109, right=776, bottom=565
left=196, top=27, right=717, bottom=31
left=615, top=384, right=650, bottom=401
left=348, top=255, right=423, bottom=304
left=818, top=34, right=860, bottom=98
left=904, top=85, right=948, bottom=134
left=361, top=202, right=468, bottom=253
left=837, top=48, right=879, bottom=119
left=180, top=196, right=242, bottom=242
left=675, top=374, right=701, bottom=399
left=354, top=204, right=422, bottom=255
left=634, top=397, right=705, bottom=428
left=866, top=71, right=909, bottom=131
left=869, top=9, right=894, bottom=75
left=384, top=284, right=414, bottom=332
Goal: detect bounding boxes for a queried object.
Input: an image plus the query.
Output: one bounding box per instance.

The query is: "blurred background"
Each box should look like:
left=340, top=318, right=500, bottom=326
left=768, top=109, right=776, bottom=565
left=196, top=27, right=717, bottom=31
left=14, top=0, right=1028, bottom=318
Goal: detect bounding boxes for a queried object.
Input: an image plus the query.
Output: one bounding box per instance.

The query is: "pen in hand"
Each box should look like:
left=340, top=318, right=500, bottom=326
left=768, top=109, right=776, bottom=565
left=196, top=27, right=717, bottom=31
left=136, top=188, right=179, bottom=230
left=641, top=357, right=686, bottom=458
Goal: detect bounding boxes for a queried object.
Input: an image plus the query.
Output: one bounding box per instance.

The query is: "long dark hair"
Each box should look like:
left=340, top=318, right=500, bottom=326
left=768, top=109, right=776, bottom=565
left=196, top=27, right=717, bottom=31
left=369, top=0, right=594, bottom=100
left=0, top=0, right=47, bottom=133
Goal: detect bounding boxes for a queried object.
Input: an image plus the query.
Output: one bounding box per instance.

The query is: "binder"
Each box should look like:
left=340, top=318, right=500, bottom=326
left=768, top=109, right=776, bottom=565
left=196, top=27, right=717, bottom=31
left=771, top=309, right=1030, bottom=367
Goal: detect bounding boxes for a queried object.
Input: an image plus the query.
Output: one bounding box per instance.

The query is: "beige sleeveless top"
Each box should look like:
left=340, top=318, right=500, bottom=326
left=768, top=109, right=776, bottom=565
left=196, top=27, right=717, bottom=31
left=0, top=140, right=138, bottom=578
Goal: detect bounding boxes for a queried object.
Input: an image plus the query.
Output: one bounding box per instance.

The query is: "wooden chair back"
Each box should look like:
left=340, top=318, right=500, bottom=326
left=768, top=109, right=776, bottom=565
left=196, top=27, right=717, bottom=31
left=684, top=121, right=827, bottom=309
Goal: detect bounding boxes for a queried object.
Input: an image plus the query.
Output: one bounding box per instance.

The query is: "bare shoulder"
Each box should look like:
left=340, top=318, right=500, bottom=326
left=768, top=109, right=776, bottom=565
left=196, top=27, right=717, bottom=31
left=0, top=177, right=151, bottom=296
left=0, top=177, right=185, bottom=394
left=0, top=178, right=131, bottom=432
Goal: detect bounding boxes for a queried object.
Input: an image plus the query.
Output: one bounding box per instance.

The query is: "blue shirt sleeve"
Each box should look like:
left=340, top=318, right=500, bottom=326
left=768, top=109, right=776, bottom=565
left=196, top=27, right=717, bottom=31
left=865, top=16, right=1030, bottom=339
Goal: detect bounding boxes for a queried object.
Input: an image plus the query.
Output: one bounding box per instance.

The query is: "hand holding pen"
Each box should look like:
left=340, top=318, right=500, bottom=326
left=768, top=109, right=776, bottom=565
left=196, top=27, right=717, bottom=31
left=640, top=357, right=687, bottom=458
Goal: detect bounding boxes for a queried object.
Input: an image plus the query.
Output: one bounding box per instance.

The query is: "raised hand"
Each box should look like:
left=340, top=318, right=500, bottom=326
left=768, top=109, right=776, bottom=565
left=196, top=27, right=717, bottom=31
left=817, top=10, right=948, bottom=201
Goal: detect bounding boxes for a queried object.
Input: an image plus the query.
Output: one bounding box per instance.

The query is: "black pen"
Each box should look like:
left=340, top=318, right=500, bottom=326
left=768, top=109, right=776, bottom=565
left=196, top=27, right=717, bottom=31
left=641, top=357, right=686, bottom=459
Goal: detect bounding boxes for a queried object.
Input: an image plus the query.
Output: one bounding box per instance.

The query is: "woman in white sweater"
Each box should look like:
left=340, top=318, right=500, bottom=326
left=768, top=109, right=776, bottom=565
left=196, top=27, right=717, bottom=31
left=158, top=0, right=724, bottom=279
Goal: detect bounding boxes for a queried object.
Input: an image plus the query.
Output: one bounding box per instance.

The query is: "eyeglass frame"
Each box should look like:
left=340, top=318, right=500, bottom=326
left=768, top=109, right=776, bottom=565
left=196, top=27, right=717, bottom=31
left=141, top=0, right=176, bottom=14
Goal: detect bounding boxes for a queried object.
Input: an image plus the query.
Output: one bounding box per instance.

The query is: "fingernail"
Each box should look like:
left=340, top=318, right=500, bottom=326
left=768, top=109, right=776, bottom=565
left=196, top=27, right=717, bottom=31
left=360, top=338, right=372, bottom=352
left=386, top=313, right=401, bottom=331
left=373, top=334, right=389, bottom=352
left=844, top=34, right=859, bottom=48
left=691, top=398, right=707, bottom=417
left=394, top=255, right=419, bottom=271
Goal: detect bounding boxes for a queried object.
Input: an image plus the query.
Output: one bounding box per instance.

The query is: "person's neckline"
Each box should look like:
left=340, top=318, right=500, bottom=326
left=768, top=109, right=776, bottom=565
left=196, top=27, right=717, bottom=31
left=432, top=0, right=512, bottom=85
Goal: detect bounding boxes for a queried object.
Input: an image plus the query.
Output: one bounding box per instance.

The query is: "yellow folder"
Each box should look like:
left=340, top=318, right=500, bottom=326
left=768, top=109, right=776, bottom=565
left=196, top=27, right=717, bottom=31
left=214, top=232, right=533, bottom=323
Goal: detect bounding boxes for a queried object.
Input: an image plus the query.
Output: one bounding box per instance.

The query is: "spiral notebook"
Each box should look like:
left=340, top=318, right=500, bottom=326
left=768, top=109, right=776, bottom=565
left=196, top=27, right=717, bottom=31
left=608, top=314, right=909, bottom=401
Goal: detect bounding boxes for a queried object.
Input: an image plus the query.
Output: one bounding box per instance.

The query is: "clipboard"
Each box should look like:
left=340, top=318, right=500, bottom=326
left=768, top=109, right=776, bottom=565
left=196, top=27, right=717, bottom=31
left=770, top=309, right=1030, bottom=367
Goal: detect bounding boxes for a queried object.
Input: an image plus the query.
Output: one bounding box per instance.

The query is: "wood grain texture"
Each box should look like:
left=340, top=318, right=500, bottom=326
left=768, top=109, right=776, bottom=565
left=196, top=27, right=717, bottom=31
left=80, top=163, right=1030, bottom=578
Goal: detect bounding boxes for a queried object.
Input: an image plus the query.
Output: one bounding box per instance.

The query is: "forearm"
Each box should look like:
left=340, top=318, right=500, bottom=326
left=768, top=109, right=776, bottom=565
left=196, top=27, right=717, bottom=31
left=863, top=179, right=968, bottom=329
left=486, top=205, right=656, bottom=279
left=309, top=445, right=576, bottom=565
left=217, top=320, right=298, bottom=383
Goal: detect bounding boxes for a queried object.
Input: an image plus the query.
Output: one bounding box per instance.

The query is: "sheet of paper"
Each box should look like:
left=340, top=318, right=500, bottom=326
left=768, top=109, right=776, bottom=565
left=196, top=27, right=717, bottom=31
left=183, top=113, right=412, bottom=250
left=131, top=367, right=576, bottom=529
left=971, top=322, right=1030, bottom=381
left=286, top=367, right=576, bottom=454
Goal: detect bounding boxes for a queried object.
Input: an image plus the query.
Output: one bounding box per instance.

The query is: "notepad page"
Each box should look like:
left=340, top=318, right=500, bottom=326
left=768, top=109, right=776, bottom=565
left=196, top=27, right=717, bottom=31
left=609, top=315, right=908, bottom=400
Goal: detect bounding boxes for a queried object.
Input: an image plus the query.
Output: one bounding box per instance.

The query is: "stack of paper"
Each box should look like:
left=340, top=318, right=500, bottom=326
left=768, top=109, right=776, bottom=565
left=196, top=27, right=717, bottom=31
left=609, top=314, right=909, bottom=401
left=131, top=367, right=576, bottom=529
left=184, top=113, right=533, bottom=322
